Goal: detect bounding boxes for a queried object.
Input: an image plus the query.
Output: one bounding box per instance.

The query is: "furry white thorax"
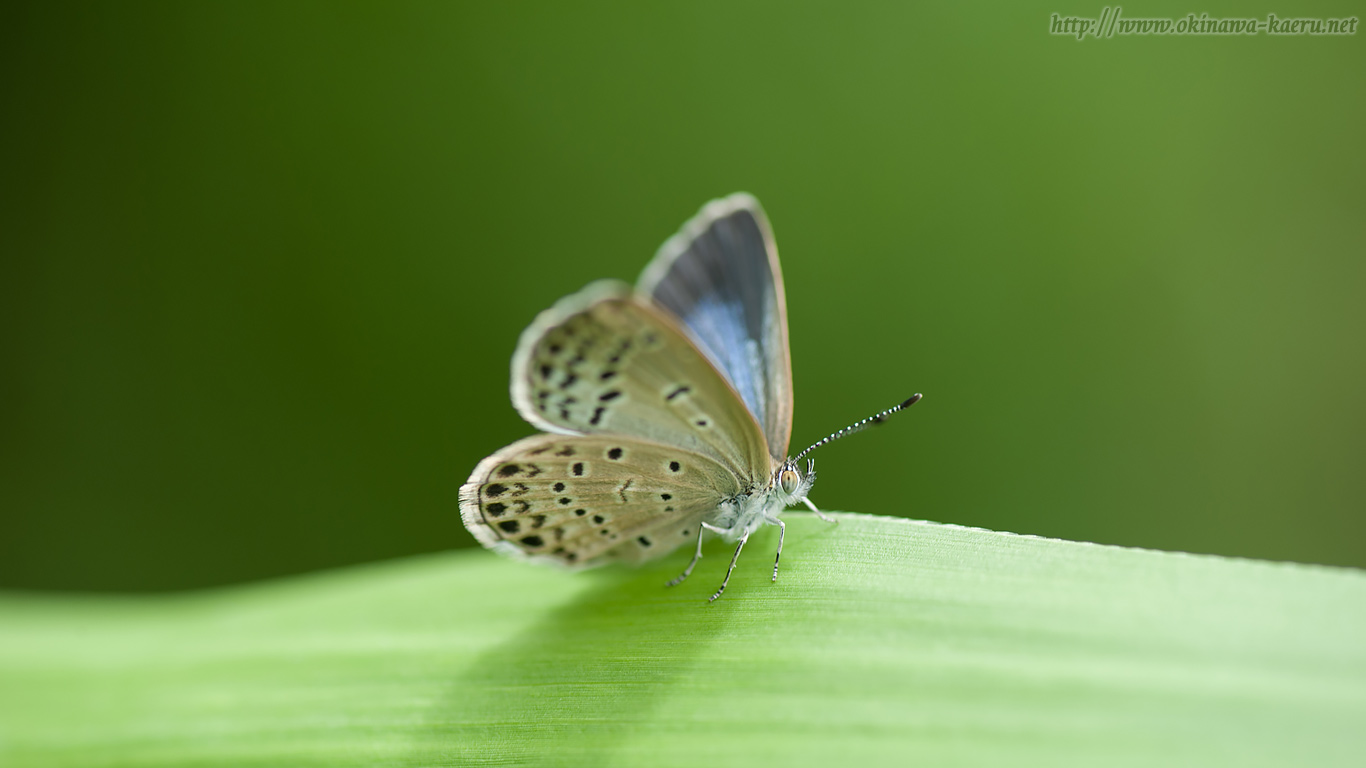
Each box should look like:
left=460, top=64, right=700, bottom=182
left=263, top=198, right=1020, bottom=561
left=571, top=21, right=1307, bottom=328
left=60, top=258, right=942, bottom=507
left=706, top=459, right=816, bottom=540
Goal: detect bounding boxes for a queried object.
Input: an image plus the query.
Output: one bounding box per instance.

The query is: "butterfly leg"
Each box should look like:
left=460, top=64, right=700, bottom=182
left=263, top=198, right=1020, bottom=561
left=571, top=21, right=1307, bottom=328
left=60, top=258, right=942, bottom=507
left=709, top=531, right=750, bottom=603
left=765, top=516, right=785, bottom=582
left=802, top=497, right=839, bottom=525
left=668, top=524, right=711, bottom=587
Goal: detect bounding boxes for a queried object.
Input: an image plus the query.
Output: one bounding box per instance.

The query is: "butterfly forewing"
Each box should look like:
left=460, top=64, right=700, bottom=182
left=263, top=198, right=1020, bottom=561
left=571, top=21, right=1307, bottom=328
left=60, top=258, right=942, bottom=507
left=509, top=280, right=771, bottom=483
left=459, top=434, right=741, bottom=566
left=638, top=194, right=794, bottom=461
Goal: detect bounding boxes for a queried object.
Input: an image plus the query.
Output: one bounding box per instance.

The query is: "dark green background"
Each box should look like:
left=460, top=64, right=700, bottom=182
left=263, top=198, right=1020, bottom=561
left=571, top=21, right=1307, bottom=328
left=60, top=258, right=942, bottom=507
left=2, top=2, right=1362, bottom=591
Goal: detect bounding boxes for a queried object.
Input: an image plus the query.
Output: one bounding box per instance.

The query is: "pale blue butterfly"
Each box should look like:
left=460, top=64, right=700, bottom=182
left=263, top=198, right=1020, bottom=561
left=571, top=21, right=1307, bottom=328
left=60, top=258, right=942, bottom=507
left=459, top=194, right=919, bottom=601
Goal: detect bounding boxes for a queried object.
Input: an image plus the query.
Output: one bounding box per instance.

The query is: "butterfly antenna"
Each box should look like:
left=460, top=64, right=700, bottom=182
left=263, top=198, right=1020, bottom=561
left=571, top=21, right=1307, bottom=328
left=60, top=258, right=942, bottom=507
left=793, top=394, right=922, bottom=462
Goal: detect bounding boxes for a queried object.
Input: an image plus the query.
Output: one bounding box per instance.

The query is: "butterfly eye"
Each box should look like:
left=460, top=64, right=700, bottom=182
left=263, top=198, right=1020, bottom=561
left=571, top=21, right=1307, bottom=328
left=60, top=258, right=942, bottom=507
left=779, top=468, right=801, bottom=495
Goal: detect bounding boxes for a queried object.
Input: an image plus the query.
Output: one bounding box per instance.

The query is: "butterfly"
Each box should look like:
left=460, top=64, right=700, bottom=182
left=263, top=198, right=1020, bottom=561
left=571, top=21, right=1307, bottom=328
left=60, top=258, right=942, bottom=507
left=459, top=193, right=919, bottom=601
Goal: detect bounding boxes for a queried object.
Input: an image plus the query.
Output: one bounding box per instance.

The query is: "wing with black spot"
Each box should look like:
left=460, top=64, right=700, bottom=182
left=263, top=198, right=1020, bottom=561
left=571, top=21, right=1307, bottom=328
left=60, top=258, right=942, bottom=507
left=459, top=434, right=740, bottom=567
left=637, top=194, right=794, bottom=462
left=509, top=280, right=772, bottom=483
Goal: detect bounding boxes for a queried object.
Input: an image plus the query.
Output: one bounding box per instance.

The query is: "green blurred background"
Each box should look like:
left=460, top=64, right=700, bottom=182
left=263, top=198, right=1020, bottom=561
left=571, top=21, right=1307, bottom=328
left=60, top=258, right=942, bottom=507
left=2, top=2, right=1362, bottom=592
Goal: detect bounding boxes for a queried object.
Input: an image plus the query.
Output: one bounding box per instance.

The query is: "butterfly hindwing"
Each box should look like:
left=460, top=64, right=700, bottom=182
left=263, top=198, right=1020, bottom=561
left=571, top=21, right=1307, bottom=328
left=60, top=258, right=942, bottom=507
left=459, top=433, right=742, bottom=567
left=509, top=280, right=772, bottom=483
left=638, top=193, right=794, bottom=461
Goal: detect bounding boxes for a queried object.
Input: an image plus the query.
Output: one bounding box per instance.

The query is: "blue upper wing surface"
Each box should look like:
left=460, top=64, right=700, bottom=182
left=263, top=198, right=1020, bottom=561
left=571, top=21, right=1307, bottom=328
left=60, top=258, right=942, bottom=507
left=637, top=194, right=793, bottom=461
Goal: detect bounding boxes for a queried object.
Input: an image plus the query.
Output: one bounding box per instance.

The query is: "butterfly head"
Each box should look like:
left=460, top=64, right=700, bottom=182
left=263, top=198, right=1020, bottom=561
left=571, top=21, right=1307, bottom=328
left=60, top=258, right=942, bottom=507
left=773, top=457, right=816, bottom=505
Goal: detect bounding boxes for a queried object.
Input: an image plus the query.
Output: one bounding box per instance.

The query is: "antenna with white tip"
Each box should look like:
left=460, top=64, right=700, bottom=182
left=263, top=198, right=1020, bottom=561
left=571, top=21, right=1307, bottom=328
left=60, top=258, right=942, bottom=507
left=792, top=394, right=922, bottom=462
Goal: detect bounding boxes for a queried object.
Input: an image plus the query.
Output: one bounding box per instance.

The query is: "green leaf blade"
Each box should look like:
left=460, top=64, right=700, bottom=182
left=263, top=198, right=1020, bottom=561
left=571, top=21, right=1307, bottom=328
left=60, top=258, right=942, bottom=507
left=3, top=513, right=1364, bottom=767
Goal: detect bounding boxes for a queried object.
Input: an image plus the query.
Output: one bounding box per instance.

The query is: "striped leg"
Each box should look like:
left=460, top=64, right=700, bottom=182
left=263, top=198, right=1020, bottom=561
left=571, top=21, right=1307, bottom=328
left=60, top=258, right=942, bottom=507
left=709, top=531, right=750, bottom=603
left=765, top=516, right=786, bottom=582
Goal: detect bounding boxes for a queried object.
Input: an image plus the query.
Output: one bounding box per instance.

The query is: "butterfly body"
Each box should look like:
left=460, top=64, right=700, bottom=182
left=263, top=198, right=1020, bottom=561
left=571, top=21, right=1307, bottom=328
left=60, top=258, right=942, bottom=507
left=709, top=459, right=815, bottom=539
left=460, top=194, right=915, bottom=599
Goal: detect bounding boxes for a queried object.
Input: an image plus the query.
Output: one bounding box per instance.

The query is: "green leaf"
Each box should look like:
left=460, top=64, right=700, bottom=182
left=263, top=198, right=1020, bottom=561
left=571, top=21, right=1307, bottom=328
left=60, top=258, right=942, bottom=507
left=2, top=513, right=1364, bottom=767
